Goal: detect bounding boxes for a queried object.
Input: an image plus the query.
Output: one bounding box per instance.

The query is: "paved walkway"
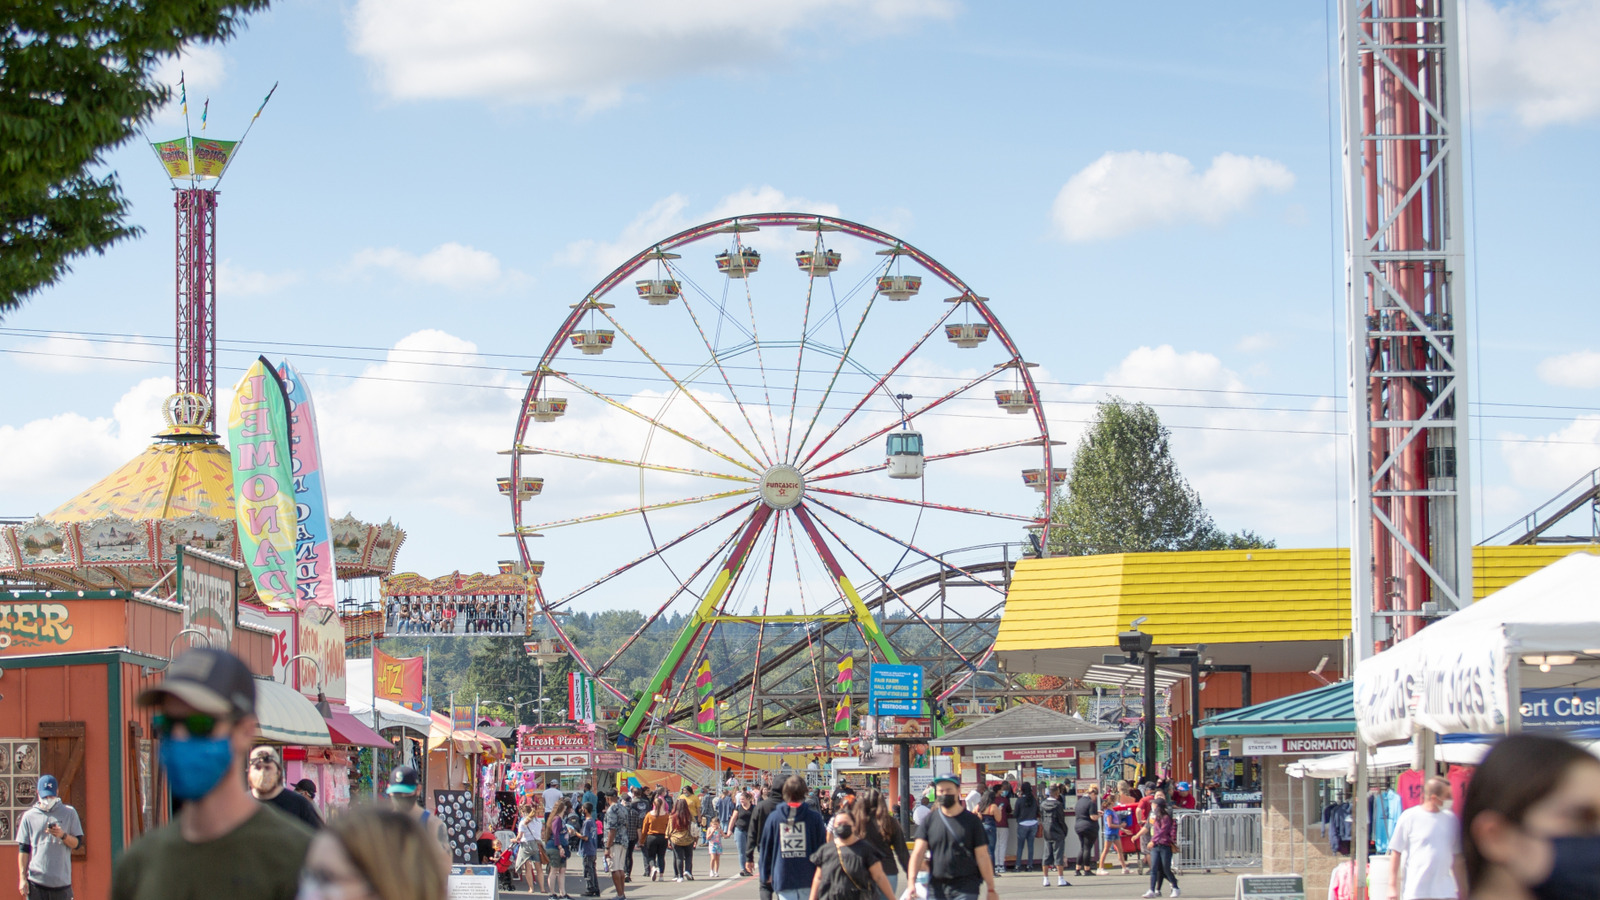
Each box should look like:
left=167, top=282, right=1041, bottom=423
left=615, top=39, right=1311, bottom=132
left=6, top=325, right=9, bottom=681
left=499, top=850, right=1255, bottom=900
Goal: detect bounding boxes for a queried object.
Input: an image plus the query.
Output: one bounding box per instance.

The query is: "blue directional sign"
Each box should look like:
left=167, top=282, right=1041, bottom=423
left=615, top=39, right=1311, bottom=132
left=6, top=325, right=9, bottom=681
left=869, top=664, right=924, bottom=716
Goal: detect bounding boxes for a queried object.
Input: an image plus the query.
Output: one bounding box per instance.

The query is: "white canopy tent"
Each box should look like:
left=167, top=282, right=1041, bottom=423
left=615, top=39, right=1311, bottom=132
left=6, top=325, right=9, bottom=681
left=1286, top=740, right=1490, bottom=779
left=1354, top=552, right=1600, bottom=744
left=346, top=659, right=433, bottom=735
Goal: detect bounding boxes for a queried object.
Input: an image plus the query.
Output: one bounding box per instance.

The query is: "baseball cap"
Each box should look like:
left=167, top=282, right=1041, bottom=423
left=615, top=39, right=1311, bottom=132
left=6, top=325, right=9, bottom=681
left=388, top=765, right=421, bottom=795
left=931, top=774, right=960, bottom=788
left=37, top=775, right=57, bottom=798
left=294, top=779, right=318, bottom=797
left=136, top=649, right=256, bottom=718
left=1176, top=781, right=1191, bottom=792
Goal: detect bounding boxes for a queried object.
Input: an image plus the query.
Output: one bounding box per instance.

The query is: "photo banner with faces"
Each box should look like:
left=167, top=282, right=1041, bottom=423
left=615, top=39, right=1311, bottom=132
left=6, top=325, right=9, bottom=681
left=0, top=740, right=42, bottom=842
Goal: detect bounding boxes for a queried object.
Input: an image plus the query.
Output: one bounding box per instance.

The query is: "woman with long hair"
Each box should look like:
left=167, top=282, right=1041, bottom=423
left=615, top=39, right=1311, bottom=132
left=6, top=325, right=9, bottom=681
left=642, top=795, right=671, bottom=881
left=516, top=802, right=547, bottom=894
left=668, top=797, right=697, bottom=881
left=1014, top=782, right=1040, bottom=874
left=855, top=789, right=909, bottom=900
left=299, top=806, right=449, bottom=900
left=545, top=798, right=573, bottom=900
left=1460, top=732, right=1600, bottom=900
left=979, top=789, right=1000, bottom=869
left=1137, top=798, right=1178, bottom=898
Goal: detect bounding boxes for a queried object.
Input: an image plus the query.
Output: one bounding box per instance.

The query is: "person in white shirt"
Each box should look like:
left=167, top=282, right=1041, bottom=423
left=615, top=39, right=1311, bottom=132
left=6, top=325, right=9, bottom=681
left=966, top=787, right=983, bottom=813
left=544, top=781, right=565, bottom=812
left=1388, top=777, right=1463, bottom=900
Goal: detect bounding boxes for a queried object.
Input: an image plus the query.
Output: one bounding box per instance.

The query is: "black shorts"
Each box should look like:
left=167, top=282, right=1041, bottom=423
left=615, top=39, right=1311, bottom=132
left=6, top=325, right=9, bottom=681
left=1044, top=838, right=1066, bottom=865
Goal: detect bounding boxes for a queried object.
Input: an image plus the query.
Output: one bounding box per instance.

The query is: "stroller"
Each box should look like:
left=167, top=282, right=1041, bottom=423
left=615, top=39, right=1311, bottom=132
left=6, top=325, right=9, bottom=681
left=495, top=847, right=517, bottom=891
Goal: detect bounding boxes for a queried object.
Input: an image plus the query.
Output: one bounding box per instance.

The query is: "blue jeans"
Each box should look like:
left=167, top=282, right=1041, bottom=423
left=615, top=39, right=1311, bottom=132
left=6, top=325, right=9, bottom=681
left=982, top=820, right=997, bottom=864
left=1016, top=822, right=1037, bottom=870
left=778, top=890, right=809, bottom=900
left=1150, top=845, right=1178, bottom=892
left=734, top=827, right=748, bottom=869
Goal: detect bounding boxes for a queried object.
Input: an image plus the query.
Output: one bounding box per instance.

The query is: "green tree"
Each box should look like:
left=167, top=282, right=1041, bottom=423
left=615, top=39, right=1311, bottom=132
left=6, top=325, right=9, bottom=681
left=1, top=0, right=268, bottom=313
left=1038, top=398, right=1275, bottom=556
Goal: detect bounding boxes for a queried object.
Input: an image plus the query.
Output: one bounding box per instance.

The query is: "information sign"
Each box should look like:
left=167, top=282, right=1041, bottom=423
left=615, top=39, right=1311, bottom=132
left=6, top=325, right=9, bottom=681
left=448, top=864, right=498, bottom=899
left=869, top=664, right=923, bottom=716
left=1235, top=874, right=1304, bottom=900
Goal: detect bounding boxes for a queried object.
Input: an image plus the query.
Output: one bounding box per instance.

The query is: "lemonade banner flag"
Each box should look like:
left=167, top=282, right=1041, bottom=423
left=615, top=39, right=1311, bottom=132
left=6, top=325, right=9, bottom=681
left=152, top=138, right=192, bottom=178
left=832, top=698, right=851, bottom=733
left=836, top=655, right=853, bottom=693
left=229, top=357, right=297, bottom=608
left=278, top=361, right=335, bottom=610
left=373, top=647, right=425, bottom=705
left=191, top=138, right=238, bottom=179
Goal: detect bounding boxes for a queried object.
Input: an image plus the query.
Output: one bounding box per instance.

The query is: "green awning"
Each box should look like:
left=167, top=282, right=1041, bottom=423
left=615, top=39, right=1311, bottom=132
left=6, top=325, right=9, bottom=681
left=1194, top=680, right=1353, bottom=738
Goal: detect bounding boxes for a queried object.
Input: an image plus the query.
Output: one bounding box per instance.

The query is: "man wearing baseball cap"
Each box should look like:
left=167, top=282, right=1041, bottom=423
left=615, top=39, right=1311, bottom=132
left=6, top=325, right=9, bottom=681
left=386, top=764, right=451, bottom=858
left=112, top=649, right=312, bottom=900
left=903, top=775, right=1000, bottom=900
left=15, top=773, right=82, bottom=899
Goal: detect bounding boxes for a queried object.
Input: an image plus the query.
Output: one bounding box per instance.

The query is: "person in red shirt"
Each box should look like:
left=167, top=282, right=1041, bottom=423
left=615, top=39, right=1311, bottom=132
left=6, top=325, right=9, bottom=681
left=1134, top=785, right=1165, bottom=876
left=1170, top=782, right=1196, bottom=811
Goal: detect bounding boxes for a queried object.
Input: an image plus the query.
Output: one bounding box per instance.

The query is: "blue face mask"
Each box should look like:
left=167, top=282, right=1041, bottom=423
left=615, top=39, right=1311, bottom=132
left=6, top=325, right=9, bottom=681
left=160, top=735, right=234, bottom=800
left=1534, top=835, right=1600, bottom=900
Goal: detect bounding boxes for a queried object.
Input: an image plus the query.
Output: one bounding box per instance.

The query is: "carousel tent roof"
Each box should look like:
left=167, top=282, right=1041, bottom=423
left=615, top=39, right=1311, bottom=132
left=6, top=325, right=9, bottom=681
left=46, top=439, right=234, bottom=523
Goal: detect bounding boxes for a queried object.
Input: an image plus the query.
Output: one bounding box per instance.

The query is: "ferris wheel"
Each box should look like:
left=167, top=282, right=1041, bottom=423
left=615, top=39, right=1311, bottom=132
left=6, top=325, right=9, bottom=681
left=505, top=213, right=1060, bottom=751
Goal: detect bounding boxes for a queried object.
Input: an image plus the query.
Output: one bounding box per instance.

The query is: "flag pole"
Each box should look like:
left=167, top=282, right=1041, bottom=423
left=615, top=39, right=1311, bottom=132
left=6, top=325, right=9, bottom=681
left=372, top=639, right=381, bottom=800
left=212, top=81, right=277, bottom=189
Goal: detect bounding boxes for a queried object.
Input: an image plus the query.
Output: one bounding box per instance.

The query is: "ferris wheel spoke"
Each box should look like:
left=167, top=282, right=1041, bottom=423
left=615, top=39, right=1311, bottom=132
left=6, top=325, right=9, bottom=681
left=801, top=507, right=980, bottom=671
left=794, top=303, right=960, bottom=470
left=783, top=234, right=826, bottom=462
left=802, top=364, right=1006, bottom=474
left=669, top=267, right=778, bottom=465
left=516, top=446, right=756, bottom=486
left=596, top=307, right=771, bottom=468
left=803, top=497, right=1007, bottom=597
left=807, top=486, right=1041, bottom=523
left=806, top=436, right=1054, bottom=483
left=551, top=371, right=762, bottom=475
left=784, top=518, right=834, bottom=739
left=788, top=283, right=885, bottom=466
left=548, top=499, right=757, bottom=612
left=517, top=488, right=754, bottom=533
left=733, top=245, right=784, bottom=458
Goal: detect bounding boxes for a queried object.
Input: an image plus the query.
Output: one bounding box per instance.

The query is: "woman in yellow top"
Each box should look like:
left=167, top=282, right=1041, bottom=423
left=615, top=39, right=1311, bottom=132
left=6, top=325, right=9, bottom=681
left=641, top=796, right=671, bottom=882
left=667, top=798, right=696, bottom=882
left=683, top=786, right=702, bottom=829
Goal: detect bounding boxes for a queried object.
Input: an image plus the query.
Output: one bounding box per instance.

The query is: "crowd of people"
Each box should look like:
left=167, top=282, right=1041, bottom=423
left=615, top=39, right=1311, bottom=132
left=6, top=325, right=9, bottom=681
left=386, top=594, right=525, bottom=634
left=83, top=647, right=1600, bottom=900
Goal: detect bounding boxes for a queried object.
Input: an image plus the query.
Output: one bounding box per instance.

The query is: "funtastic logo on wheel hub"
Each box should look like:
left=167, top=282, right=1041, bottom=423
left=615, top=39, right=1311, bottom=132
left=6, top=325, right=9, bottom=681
left=759, top=464, right=805, bottom=510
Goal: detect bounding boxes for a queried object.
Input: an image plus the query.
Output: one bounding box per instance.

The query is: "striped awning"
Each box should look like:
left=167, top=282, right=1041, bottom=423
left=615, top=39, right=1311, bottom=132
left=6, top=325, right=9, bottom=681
left=255, top=678, right=333, bottom=746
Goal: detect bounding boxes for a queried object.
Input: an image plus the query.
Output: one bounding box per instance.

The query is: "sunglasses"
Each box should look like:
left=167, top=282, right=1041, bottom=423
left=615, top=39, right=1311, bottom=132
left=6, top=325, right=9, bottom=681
left=152, top=711, right=227, bottom=738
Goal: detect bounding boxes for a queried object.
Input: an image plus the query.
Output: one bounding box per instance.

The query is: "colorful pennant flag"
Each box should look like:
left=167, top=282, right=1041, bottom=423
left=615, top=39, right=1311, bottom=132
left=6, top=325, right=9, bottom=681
left=832, top=698, right=851, bottom=733
left=695, top=660, right=715, bottom=734
left=179, top=72, right=187, bottom=117
left=453, top=705, right=475, bottom=732
left=200, top=97, right=209, bottom=131
left=372, top=647, right=425, bottom=704
left=837, top=655, right=854, bottom=693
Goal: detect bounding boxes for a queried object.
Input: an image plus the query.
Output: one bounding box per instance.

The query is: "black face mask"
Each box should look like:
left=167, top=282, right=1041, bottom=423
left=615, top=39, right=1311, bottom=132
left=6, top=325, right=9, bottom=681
left=939, top=793, right=959, bottom=809
left=835, top=823, right=853, bottom=840
left=1533, top=835, right=1600, bottom=900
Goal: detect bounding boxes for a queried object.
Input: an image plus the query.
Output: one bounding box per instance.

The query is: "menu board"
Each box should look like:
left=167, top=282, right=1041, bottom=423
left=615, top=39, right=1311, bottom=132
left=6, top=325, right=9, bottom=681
left=0, top=740, right=42, bottom=842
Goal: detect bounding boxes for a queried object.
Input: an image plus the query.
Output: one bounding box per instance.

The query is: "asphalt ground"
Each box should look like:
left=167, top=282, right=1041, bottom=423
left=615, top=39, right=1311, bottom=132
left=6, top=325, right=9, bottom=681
left=498, top=848, right=1254, bottom=900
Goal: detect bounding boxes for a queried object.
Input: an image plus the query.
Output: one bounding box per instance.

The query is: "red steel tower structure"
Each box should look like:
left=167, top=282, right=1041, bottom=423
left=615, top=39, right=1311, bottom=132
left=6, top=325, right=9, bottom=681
left=1339, top=0, right=1472, bottom=660
left=173, top=187, right=219, bottom=427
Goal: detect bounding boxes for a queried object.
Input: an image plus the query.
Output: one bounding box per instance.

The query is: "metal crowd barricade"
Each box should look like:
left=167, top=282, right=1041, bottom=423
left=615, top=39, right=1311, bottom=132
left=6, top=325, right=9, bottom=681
left=1174, top=808, right=1262, bottom=871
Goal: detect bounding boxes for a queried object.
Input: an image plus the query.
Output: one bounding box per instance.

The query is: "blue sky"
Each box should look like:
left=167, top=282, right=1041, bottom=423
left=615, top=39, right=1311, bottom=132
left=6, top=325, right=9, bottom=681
left=3, top=0, right=1599, bottom=606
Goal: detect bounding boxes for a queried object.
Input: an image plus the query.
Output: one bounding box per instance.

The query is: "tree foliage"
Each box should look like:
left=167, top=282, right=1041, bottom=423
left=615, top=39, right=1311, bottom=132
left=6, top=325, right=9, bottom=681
left=1038, top=398, right=1275, bottom=556
left=1, top=0, right=268, bottom=313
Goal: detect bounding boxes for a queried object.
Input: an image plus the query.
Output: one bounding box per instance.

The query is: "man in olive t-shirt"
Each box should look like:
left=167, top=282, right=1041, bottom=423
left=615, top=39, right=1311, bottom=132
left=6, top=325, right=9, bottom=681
left=112, top=650, right=312, bottom=900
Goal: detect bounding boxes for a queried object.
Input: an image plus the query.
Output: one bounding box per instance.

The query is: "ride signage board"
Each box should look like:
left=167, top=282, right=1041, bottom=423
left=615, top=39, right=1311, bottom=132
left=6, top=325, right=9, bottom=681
left=973, top=747, right=1077, bottom=764
left=869, top=664, right=923, bottom=716
left=177, top=545, right=238, bottom=650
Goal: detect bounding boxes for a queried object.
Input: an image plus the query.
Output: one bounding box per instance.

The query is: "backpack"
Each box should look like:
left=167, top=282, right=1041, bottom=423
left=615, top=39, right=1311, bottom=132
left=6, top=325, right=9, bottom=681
left=1038, top=797, right=1059, bottom=840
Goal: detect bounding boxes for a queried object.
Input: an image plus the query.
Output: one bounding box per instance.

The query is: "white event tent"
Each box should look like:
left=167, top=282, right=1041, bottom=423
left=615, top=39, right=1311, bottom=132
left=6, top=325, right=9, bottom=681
left=346, top=658, right=434, bottom=736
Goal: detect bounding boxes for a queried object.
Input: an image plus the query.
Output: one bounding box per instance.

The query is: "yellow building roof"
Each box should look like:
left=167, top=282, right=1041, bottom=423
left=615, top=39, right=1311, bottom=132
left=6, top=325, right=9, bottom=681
left=46, top=438, right=235, bottom=523
left=995, top=546, right=1599, bottom=667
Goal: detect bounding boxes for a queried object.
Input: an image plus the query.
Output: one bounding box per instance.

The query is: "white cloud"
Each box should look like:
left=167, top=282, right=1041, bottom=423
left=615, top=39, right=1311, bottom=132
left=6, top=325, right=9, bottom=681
left=13, top=333, right=166, bottom=374
left=1052, top=151, right=1295, bottom=242
left=218, top=261, right=301, bottom=297
left=1537, top=350, right=1600, bottom=388
left=0, top=377, right=173, bottom=516
left=1235, top=332, right=1277, bottom=354
left=348, top=242, right=524, bottom=290
left=348, top=0, right=955, bottom=108
left=1466, top=0, right=1600, bottom=127
left=149, top=45, right=228, bottom=125
left=1500, top=415, right=1600, bottom=494
left=558, top=187, right=840, bottom=274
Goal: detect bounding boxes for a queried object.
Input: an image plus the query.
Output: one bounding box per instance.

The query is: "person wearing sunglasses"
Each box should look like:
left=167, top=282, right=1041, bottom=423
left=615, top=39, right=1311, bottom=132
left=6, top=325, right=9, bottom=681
left=250, top=746, right=323, bottom=830
left=111, top=649, right=313, bottom=900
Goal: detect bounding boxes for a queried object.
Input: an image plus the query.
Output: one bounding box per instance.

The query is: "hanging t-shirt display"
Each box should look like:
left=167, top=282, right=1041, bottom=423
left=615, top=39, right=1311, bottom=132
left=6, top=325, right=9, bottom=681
left=1370, top=789, right=1402, bottom=853
left=1447, top=765, right=1475, bottom=812
left=1396, top=770, right=1424, bottom=810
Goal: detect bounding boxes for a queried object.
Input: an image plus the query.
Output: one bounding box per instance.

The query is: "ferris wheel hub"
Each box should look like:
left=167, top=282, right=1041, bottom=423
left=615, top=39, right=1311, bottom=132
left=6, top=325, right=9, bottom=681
left=758, top=464, right=805, bottom=510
